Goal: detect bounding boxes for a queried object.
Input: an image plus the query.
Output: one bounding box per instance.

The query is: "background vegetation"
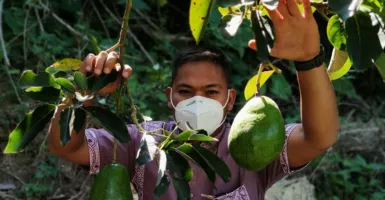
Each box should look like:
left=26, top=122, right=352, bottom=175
left=0, top=0, right=385, bottom=199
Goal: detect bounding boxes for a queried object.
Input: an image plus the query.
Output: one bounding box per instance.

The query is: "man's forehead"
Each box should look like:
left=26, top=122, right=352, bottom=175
left=172, top=61, right=228, bottom=87
left=175, top=82, right=223, bottom=89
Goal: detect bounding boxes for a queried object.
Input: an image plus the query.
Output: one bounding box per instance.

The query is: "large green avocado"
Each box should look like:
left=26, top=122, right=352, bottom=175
left=228, top=95, right=286, bottom=171
left=89, top=162, right=134, bottom=200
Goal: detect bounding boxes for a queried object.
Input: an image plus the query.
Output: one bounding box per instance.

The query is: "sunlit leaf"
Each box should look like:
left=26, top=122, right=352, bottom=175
left=136, top=138, right=154, bottom=165
left=345, top=11, right=385, bottom=70
left=60, top=107, right=74, bottom=146
left=176, top=143, right=216, bottom=182
left=75, top=92, right=94, bottom=102
left=218, top=14, right=243, bottom=38
left=327, top=15, right=347, bottom=50
left=217, top=0, right=254, bottom=7
left=188, top=134, right=218, bottom=142
left=73, top=108, right=86, bottom=133
left=84, top=106, right=130, bottom=142
left=251, top=10, right=274, bottom=61
left=327, top=48, right=352, bottom=80
left=91, top=70, right=118, bottom=92
left=55, top=78, right=76, bottom=93
left=45, top=58, right=82, bottom=75
left=375, top=53, right=385, bottom=81
left=193, top=144, right=231, bottom=183
left=74, top=72, right=88, bottom=92
left=154, top=174, right=170, bottom=198
left=25, top=86, right=61, bottom=103
left=156, top=150, right=167, bottom=186
left=329, top=0, right=364, bottom=21
left=244, top=70, right=275, bottom=100
left=167, top=151, right=191, bottom=199
left=189, top=0, right=216, bottom=44
left=4, top=104, right=56, bottom=153
left=261, top=0, right=279, bottom=10
left=19, top=70, right=56, bottom=89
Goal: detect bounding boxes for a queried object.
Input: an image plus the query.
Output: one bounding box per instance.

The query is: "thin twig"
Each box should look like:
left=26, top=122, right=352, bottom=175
left=37, top=0, right=89, bottom=41
left=24, top=7, right=31, bottom=70
left=133, top=8, right=161, bottom=31
left=98, top=2, right=156, bottom=65
left=90, top=0, right=112, bottom=44
left=0, top=0, right=22, bottom=104
left=128, top=29, right=156, bottom=65
left=0, top=168, right=25, bottom=185
left=34, top=8, right=45, bottom=32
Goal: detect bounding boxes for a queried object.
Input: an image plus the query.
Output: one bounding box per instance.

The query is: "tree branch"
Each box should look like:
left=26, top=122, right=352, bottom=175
left=37, top=0, right=89, bottom=41
left=0, top=0, right=22, bottom=104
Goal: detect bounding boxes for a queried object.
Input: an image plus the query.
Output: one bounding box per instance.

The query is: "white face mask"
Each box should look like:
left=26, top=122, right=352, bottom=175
left=170, top=89, right=230, bottom=135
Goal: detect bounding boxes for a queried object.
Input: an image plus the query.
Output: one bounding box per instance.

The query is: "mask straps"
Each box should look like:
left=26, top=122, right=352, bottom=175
left=169, top=88, right=177, bottom=109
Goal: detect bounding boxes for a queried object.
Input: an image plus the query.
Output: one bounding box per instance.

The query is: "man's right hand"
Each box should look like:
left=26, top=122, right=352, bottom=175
left=80, top=51, right=132, bottom=95
left=47, top=51, right=132, bottom=166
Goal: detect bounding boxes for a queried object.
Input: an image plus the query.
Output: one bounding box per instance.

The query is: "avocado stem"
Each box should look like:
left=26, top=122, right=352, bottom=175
left=255, top=62, right=265, bottom=95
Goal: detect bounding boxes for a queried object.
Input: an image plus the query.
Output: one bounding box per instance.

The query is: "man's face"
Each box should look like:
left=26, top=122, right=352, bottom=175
left=166, top=61, right=236, bottom=114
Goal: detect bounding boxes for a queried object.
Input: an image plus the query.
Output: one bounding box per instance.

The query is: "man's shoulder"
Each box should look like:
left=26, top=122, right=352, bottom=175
left=135, top=120, right=177, bottom=132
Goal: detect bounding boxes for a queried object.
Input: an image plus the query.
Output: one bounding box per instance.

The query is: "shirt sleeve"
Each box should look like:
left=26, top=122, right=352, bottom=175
left=84, top=124, right=142, bottom=178
left=260, top=123, right=310, bottom=190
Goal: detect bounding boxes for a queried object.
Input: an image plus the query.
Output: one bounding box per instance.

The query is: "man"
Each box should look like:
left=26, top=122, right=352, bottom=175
left=48, top=0, right=340, bottom=199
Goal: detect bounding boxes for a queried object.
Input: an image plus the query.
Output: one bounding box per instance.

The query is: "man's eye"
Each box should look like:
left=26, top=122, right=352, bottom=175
left=179, top=90, right=191, bottom=94
left=207, top=90, right=218, bottom=95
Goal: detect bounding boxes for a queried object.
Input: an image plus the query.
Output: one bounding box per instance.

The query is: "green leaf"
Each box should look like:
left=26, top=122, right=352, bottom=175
left=4, top=104, right=56, bottom=153
left=251, top=10, right=274, bottom=61
left=270, top=74, right=292, bottom=101
left=217, top=0, right=254, bottom=7
left=156, top=150, right=167, bottom=186
left=167, top=151, right=191, bottom=200
left=84, top=106, right=130, bottom=142
left=375, top=53, right=385, bottom=81
left=19, top=70, right=56, bottom=89
left=327, top=48, right=352, bottom=80
left=25, top=87, right=61, bottom=103
left=189, top=0, right=216, bottom=44
left=327, top=15, right=347, bottom=50
left=188, top=134, right=218, bottom=142
left=174, top=130, right=193, bottom=141
left=193, top=144, right=231, bottom=183
left=329, top=0, right=364, bottom=21
left=74, top=72, right=88, bottom=92
left=345, top=11, right=385, bottom=70
left=176, top=144, right=216, bottom=182
left=218, top=14, right=243, bottom=39
left=332, top=78, right=359, bottom=99
left=55, top=78, right=76, bottom=93
left=91, top=70, right=118, bottom=92
left=59, top=107, right=74, bottom=146
left=154, top=174, right=170, bottom=199
left=73, top=108, right=86, bottom=133
left=45, top=58, right=82, bottom=75
left=261, top=0, right=279, bottom=10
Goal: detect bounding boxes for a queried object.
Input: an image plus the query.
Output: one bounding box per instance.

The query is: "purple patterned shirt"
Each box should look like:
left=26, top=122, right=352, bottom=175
left=85, top=121, right=307, bottom=200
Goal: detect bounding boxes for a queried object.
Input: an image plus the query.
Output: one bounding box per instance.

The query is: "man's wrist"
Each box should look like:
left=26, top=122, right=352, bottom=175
left=294, top=45, right=326, bottom=71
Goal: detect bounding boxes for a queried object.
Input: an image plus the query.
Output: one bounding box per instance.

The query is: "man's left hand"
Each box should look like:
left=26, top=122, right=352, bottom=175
left=248, top=0, right=320, bottom=62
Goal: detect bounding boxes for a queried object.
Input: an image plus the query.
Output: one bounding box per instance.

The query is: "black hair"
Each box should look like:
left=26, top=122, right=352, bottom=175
left=170, top=45, right=231, bottom=87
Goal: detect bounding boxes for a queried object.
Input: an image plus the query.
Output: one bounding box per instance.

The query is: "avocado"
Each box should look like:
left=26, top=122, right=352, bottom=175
left=89, top=162, right=134, bottom=200
left=228, top=95, right=286, bottom=171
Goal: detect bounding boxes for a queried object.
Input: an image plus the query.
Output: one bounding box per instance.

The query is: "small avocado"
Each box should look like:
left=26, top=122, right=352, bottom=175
left=89, top=162, right=134, bottom=200
left=228, top=95, right=286, bottom=171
